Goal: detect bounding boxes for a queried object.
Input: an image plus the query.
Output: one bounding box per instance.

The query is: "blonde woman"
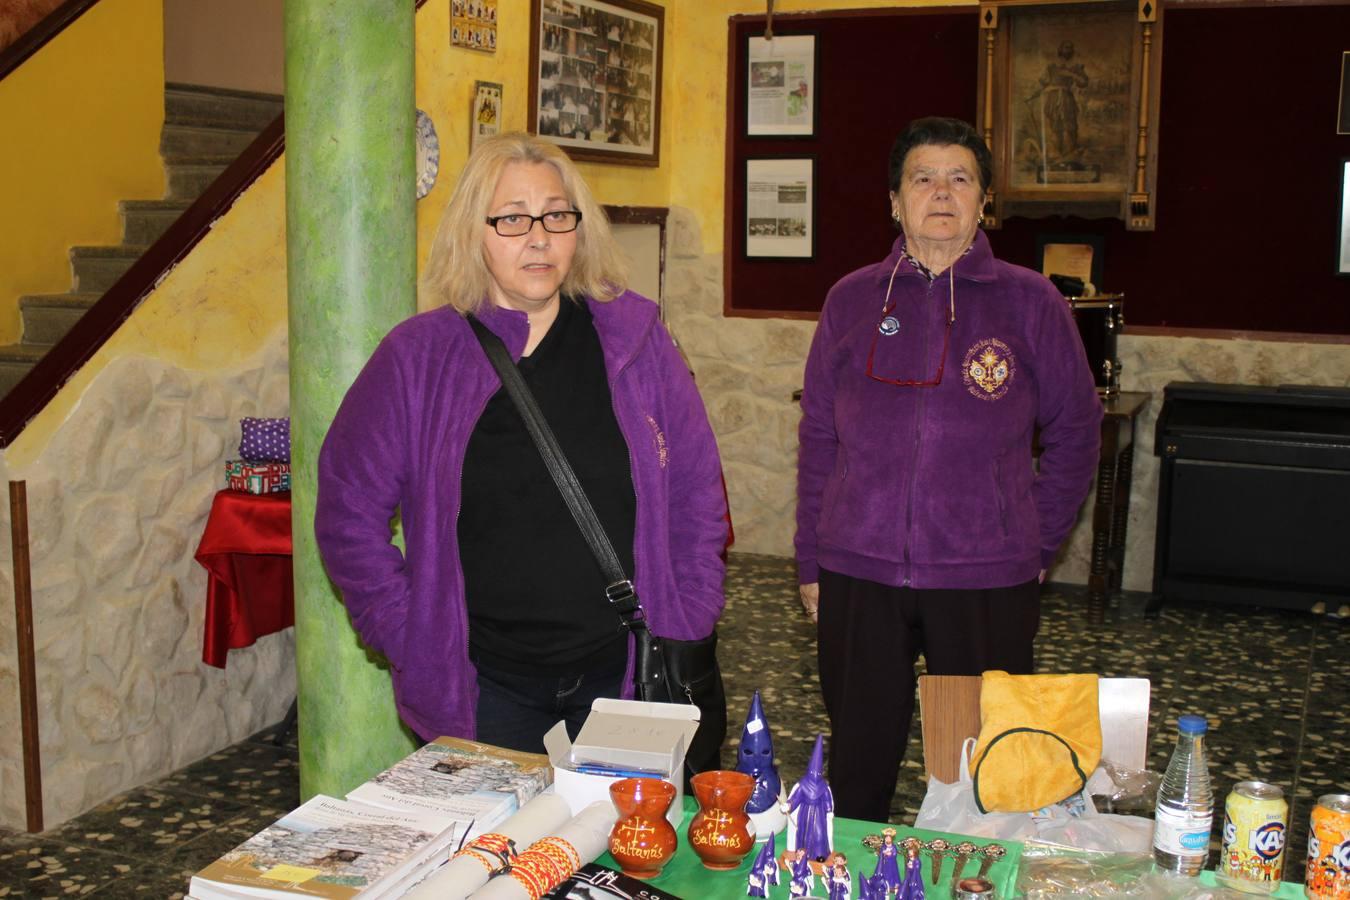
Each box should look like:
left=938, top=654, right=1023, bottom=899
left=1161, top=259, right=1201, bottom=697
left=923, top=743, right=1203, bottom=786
left=316, top=133, right=727, bottom=754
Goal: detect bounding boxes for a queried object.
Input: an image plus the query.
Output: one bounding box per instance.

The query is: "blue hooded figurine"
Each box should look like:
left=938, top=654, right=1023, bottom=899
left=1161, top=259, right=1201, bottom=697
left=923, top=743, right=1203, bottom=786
left=783, top=733, right=834, bottom=861
left=788, top=848, right=816, bottom=898
left=745, top=831, right=780, bottom=897
left=736, top=691, right=782, bottom=814
left=872, top=828, right=901, bottom=895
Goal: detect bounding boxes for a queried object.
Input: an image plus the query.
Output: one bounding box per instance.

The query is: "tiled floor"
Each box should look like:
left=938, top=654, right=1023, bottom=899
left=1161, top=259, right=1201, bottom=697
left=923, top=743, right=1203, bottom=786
left=1, top=553, right=1344, bottom=896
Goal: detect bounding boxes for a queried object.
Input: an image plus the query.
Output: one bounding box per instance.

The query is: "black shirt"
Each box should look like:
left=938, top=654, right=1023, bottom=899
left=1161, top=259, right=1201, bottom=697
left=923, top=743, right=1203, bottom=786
left=459, top=299, right=635, bottom=676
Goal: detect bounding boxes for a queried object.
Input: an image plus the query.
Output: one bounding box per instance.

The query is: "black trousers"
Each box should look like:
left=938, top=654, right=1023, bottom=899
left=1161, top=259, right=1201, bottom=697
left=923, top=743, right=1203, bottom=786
left=816, top=568, right=1040, bottom=823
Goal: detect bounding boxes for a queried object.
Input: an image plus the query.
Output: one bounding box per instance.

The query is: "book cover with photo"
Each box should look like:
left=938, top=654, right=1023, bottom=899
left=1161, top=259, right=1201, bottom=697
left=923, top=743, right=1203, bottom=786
left=189, top=795, right=463, bottom=900
left=543, top=863, right=684, bottom=900
left=346, top=736, right=552, bottom=839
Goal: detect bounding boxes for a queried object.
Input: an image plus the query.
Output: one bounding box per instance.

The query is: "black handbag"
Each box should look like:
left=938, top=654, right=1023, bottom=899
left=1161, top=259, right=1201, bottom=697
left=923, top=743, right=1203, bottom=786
left=468, top=316, right=726, bottom=779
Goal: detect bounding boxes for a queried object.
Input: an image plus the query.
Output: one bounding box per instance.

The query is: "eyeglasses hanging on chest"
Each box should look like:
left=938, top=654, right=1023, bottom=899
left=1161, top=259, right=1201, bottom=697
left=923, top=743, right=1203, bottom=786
left=865, top=256, right=956, bottom=387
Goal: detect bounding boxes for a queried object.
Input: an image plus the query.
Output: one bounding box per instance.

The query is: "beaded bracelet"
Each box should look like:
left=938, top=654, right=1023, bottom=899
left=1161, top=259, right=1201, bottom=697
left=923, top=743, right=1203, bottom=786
left=504, top=854, right=553, bottom=900
left=451, top=847, right=498, bottom=875
left=469, top=832, right=517, bottom=863
left=533, top=836, right=581, bottom=874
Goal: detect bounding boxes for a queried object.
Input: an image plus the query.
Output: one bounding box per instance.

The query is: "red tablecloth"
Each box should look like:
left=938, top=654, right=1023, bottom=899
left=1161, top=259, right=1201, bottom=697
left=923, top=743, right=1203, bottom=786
left=194, top=489, right=294, bottom=668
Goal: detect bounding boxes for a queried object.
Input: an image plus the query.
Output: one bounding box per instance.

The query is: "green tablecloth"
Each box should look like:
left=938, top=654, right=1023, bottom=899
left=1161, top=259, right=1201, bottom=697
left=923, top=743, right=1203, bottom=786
left=594, top=799, right=1305, bottom=898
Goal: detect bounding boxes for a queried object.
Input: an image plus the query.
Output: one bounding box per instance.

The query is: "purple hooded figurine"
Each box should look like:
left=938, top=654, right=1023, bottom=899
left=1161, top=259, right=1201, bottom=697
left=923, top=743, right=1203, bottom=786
left=784, top=734, right=834, bottom=861
left=872, top=828, right=902, bottom=895
left=736, top=691, right=782, bottom=815
left=746, top=831, right=780, bottom=897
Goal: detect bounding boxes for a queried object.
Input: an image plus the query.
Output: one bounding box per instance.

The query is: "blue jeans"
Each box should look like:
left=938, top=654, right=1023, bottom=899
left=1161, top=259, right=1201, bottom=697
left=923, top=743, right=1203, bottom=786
left=474, top=661, right=627, bottom=755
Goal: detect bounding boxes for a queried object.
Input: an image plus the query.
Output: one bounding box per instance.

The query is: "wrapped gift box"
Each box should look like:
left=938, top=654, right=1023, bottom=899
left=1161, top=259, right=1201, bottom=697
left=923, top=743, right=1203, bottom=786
left=225, top=460, right=291, bottom=495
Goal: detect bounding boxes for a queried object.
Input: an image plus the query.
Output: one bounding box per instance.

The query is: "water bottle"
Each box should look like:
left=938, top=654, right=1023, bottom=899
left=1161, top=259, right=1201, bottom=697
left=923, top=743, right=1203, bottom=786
left=1152, top=714, right=1215, bottom=876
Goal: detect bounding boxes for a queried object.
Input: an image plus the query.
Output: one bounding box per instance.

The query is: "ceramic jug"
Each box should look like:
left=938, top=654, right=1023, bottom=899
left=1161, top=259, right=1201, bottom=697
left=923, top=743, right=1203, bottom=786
left=607, top=777, right=678, bottom=879
left=687, top=769, right=756, bottom=870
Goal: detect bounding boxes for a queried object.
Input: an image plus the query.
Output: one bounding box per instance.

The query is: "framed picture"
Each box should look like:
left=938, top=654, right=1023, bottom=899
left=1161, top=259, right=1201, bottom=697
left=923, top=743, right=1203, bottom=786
left=1338, top=52, right=1350, bottom=135
left=529, top=0, right=663, bottom=166
left=471, top=81, right=503, bottom=150
left=977, top=0, right=1163, bottom=230
left=745, top=157, right=814, bottom=259
left=745, top=33, right=817, bottom=137
left=452, top=0, right=498, bottom=53
left=1036, top=232, right=1104, bottom=288
left=1338, top=159, right=1350, bottom=276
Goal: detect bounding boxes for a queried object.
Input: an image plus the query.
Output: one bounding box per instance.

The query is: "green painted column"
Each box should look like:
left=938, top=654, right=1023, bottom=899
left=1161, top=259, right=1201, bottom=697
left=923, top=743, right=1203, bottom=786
left=285, top=0, right=418, bottom=800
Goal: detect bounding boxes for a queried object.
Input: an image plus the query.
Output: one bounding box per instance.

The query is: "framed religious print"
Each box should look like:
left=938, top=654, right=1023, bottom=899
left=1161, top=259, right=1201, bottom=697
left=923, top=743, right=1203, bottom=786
left=745, top=33, right=817, bottom=137
left=451, top=0, right=498, bottom=53
left=977, top=0, right=1163, bottom=230
left=471, top=81, right=503, bottom=150
left=529, top=0, right=663, bottom=166
left=744, top=157, right=814, bottom=259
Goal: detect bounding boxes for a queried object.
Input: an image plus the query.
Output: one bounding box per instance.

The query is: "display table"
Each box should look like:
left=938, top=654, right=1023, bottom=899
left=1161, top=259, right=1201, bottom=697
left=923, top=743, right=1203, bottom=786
left=194, top=489, right=294, bottom=668
left=603, top=799, right=1305, bottom=898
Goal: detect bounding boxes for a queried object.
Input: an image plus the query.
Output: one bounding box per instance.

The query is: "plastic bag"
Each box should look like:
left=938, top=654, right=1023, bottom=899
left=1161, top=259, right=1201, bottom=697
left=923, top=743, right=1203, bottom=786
left=1090, top=761, right=1162, bottom=816
left=1014, top=841, right=1260, bottom=899
left=914, top=740, right=1153, bottom=852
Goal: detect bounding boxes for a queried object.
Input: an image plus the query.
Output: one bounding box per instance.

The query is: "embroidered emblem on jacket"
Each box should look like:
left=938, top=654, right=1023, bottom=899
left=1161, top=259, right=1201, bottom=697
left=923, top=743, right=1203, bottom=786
left=962, top=339, right=1015, bottom=401
left=646, top=414, right=668, bottom=468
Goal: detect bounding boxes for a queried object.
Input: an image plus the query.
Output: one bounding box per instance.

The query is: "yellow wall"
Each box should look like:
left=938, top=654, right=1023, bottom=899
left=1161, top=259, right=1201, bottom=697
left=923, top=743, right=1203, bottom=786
left=0, top=0, right=165, bottom=344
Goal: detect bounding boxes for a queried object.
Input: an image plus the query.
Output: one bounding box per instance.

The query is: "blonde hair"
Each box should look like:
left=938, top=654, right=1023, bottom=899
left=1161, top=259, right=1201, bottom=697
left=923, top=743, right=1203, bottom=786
left=422, top=132, right=628, bottom=314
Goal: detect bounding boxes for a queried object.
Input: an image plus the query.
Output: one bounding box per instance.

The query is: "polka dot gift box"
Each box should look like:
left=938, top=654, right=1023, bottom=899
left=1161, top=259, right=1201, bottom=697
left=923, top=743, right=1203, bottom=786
left=238, top=417, right=290, bottom=463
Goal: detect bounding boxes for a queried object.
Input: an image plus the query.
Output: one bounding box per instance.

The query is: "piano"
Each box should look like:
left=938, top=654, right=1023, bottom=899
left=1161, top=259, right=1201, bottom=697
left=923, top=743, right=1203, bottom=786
left=1153, top=382, right=1350, bottom=612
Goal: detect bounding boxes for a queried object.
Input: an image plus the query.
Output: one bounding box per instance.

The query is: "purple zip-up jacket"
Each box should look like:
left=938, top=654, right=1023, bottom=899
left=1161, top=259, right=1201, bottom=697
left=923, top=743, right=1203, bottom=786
left=315, top=291, right=727, bottom=741
left=796, top=231, right=1101, bottom=590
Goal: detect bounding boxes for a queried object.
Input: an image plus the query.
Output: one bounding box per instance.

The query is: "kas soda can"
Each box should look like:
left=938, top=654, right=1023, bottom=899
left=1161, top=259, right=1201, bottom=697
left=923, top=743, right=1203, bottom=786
left=1306, top=793, right=1350, bottom=899
left=1218, top=781, right=1288, bottom=892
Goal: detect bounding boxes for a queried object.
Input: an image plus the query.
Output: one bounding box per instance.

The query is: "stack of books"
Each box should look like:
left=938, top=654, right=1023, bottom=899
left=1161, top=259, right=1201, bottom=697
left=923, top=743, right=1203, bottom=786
left=187, top=737, right=551, bottom=899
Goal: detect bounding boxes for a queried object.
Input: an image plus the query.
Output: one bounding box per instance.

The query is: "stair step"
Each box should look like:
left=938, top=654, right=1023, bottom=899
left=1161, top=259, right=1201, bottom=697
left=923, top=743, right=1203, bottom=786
left=19, top=293, right=101, bottom=346
left=164, top=82, right=282, bottom=132
left=70, top=245, right=146, bottom=294
left=161, top=123, right=258, bottom=160
left=165, top=161, right=230, bottom=200
left=0, top=344, right=48, bottom=399
left=120, top=200, right=192, bottom=245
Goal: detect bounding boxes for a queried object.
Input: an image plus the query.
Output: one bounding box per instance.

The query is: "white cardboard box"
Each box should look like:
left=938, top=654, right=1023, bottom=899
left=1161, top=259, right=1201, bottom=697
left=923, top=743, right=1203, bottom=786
left=543, top=698, right=700, bottom=829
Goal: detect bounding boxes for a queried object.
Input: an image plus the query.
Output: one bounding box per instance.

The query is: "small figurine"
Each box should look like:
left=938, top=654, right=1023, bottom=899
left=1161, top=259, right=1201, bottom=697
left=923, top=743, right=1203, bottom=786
left=827, top=853, right=852, bottom=900
left=898, top=839, right=925, bottom=900
left=746, top=832, right=780, bottom=898
left=788, top=847, right=816, bottom=898
left=736, top=691, right=787, bottom=840
left=859, top=871, right=889, bottom=900
left=872, top=828, right=902, bottom=895
left=783, top=734, right=834, bottom=862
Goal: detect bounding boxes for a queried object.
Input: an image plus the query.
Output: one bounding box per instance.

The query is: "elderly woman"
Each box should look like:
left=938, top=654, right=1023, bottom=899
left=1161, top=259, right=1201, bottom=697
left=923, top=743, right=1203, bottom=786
left=315, top=133, right=727, bottom=758
left=795, top=117, right=1102, bottom=821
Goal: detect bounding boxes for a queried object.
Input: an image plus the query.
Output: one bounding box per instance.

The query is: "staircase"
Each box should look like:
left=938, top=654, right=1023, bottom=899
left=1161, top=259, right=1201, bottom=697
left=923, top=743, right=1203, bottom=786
left=0, top=83, right=283, bottom=397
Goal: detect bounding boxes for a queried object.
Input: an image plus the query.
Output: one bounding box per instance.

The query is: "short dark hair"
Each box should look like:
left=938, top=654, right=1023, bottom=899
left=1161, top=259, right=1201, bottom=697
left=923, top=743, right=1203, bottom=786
left=888, top=117, right=993, bottom=195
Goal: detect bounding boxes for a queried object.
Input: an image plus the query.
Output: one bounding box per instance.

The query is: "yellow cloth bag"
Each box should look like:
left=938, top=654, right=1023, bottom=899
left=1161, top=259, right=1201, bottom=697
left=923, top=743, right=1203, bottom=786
left=970, top=671, right=1102, bottom=813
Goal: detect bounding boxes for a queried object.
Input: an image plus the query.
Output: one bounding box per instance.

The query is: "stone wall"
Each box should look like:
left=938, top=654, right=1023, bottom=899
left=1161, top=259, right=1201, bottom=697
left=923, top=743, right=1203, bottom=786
left=663, top=206, right=1350, bottom=593
left=0, top=329, right=293, bottom=830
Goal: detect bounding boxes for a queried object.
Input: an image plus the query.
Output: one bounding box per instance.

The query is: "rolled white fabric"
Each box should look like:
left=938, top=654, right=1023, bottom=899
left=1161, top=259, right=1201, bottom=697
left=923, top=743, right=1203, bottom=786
left=403, top=792, right=574, bottom=900
left=468, top=801, right=618, bottom=900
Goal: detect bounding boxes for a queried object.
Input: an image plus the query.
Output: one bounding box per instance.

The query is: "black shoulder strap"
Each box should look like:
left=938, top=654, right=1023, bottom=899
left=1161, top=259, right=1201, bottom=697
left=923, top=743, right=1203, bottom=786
left=466, top=315, right=644, bottom=627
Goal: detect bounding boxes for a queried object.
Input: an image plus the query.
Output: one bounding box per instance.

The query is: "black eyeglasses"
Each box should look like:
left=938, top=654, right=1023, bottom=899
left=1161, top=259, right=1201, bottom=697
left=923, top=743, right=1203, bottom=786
left=485, top=210, right=583, bottom=237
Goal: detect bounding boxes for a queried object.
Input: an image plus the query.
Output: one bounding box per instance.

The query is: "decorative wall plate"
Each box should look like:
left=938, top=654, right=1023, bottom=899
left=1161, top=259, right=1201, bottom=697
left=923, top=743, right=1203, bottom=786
left=416, top=109, right=440, bottom=200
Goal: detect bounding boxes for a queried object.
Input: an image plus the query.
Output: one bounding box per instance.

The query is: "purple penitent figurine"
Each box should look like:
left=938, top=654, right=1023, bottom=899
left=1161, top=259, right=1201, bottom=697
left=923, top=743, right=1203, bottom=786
left=746, top=831, right=780, bottom=897
left=736, top=691, right=782, bottom=814
left=784, top=734, right=834, bottom=861
left=872, top=828, right=902, bottom=896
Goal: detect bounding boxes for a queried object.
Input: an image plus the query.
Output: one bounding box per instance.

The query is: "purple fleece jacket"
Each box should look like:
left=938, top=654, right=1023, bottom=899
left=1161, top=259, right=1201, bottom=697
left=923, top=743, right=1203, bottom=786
left=796, top=231, right=1102, bottom=590
left=315, top=292, right=727, bottom=741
